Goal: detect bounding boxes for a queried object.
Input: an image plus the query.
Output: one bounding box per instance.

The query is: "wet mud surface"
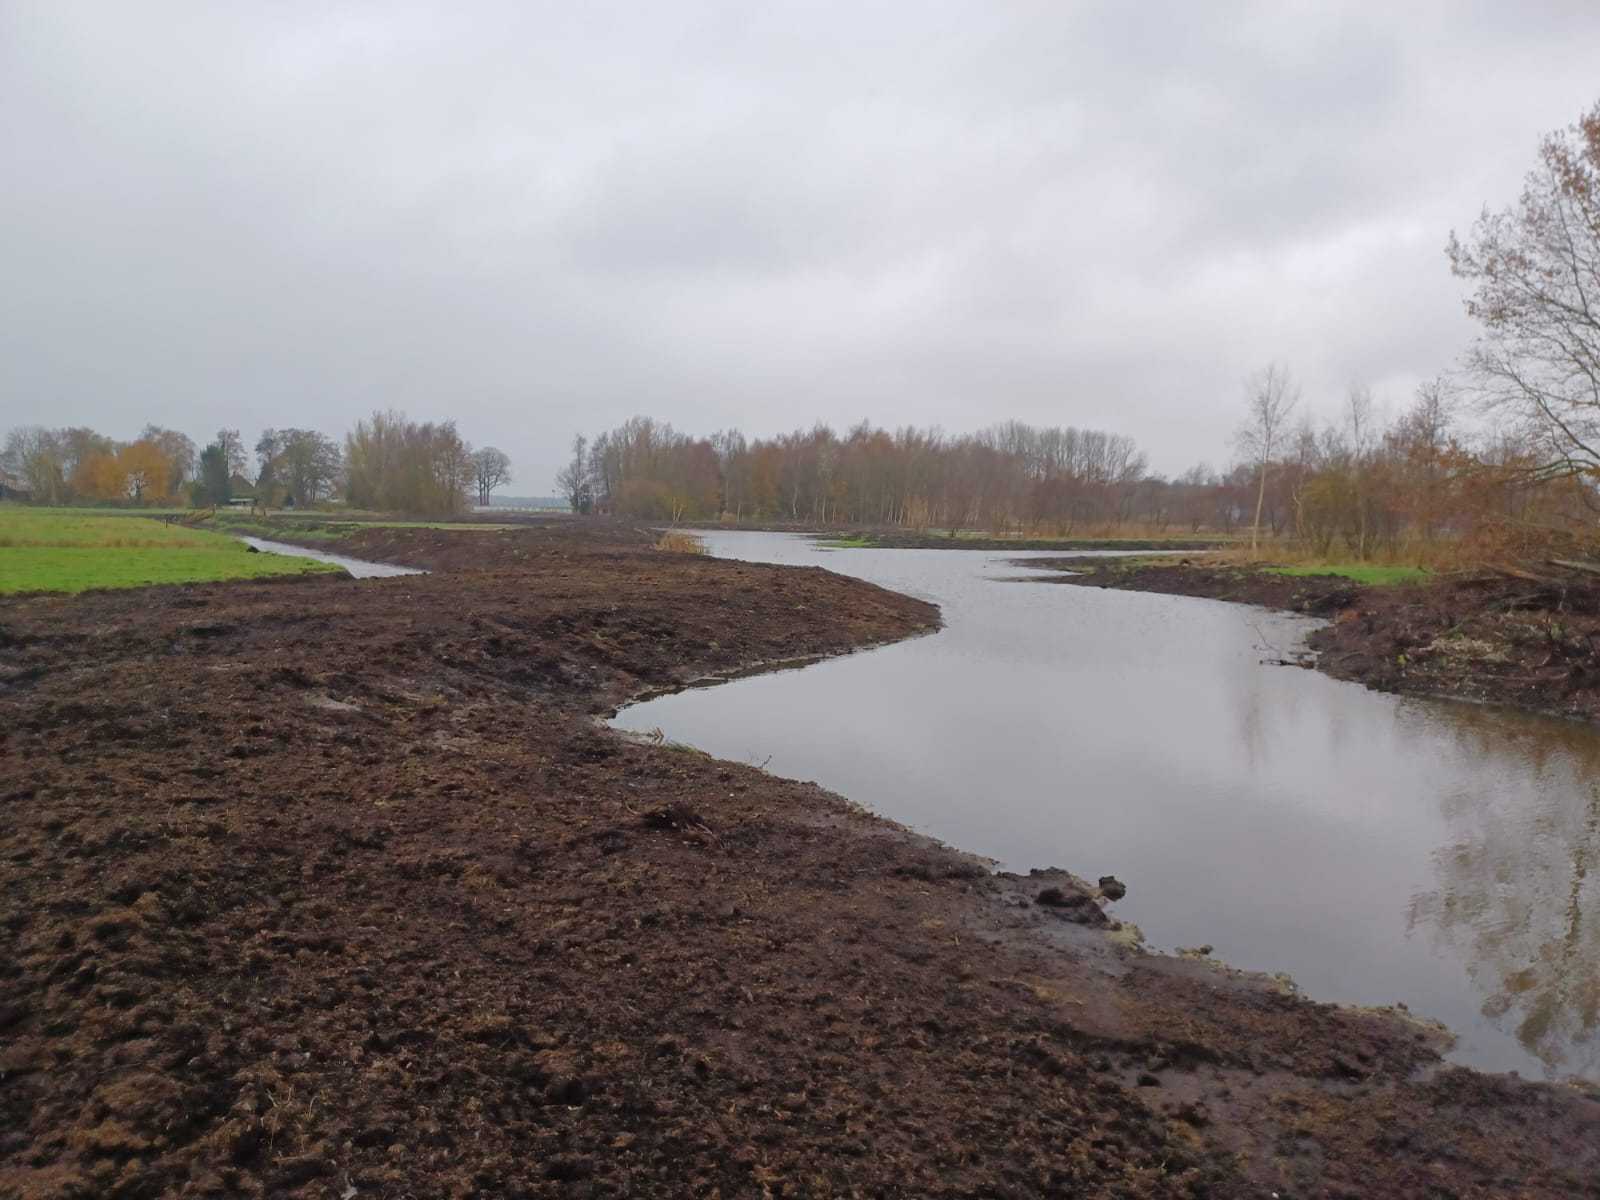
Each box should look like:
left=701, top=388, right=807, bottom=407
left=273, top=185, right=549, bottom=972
left=840, top=532, right=1224, bottom=552
left=1039, top=558, right=1600, bottom=723
left=3, top=524, right=1598, bottom=1198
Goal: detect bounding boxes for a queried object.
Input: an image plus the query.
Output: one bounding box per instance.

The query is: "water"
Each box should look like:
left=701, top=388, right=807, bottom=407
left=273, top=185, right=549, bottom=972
left=237, top=536, right=426, bottom=579
left=613, top=531, right=1600, bottom=1083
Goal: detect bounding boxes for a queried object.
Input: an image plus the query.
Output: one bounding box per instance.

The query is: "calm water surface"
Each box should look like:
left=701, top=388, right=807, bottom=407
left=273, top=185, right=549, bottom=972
left=613, top=531, right=1600, bottom=1083
left=237, top=536, right=426, bottom=578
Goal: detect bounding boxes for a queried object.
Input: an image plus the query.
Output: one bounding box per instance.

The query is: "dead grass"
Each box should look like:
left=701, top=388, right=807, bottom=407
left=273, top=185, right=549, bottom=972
left=1218, top=522, right=1600, bottom=575
left=655, top=530, right=706, bottom=554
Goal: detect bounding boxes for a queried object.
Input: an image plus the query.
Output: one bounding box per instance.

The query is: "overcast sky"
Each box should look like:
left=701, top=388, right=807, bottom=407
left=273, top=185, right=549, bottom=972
left=3, top=2, right=1599, bottom=489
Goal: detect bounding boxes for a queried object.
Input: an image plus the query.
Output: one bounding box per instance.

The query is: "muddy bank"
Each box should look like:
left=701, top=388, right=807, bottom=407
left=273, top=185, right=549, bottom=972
left=3, top=527, right=1598, bottom=1198
left=847, top=532, right=1225, bottom=552
left=221, top=514, right=628, bottom=574
left=1038, top=558, right=1600, bottom=723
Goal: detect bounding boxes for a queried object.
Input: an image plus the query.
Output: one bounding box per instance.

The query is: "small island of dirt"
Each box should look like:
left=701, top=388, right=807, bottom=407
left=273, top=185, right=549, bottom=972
left=3, top=522, right=1597, bottom=1198
left=1036, top=556, right=1600, bottom=723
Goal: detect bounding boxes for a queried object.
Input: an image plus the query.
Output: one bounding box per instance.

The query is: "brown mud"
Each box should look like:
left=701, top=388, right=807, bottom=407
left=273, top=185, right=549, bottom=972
left=228, top=517, right=617, bottom=575
left=839, top=532, right=1225, bottom=552
left=3, top=523, right=1598, bottom=1198
left=1038, top=557, right=1600, bottom=723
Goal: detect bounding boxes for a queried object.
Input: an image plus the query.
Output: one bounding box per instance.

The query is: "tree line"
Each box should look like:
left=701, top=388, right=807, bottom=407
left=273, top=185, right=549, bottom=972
left=1, top=414, right=512, bottom=518
left=550, top=374, right=1592, bottom=560
left=557, top=416, right=1154, bottom=532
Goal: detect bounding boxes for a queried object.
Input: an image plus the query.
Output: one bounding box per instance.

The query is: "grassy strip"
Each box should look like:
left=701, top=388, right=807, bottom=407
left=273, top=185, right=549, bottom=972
left=1263, top=563, right=1430, bottom=586
left=0, top=508, right=235, bottom=549
left=0, top=508, right=341, bottom=594
left=203, top=517, right=349, bottom=541
left=1, top=548, right=342, bottom=593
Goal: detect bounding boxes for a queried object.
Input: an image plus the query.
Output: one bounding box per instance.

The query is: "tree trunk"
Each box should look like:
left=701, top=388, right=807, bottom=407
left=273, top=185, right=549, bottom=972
left=1250, top=460, right=1268, bottom=556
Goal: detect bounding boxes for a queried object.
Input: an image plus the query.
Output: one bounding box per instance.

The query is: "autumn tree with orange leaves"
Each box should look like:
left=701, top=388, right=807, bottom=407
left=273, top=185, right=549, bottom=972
left=70, top=439, right=185, bottom=504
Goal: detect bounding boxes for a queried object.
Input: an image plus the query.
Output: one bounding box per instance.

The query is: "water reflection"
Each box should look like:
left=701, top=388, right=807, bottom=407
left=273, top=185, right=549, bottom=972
left=614, top=531, right=1600, bottom=1082
left=1405, top=705, right=1600, bottom=1078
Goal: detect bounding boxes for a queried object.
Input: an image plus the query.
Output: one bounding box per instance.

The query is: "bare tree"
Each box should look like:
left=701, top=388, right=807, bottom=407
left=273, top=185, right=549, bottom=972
left=1345, top=384, right=1377, bottom=559
left=1449, top=100, right=1600, bottom=481
left=216, top=428, right=248, bottom=477
left=555, top=435, right=591, bottom=514
left=1401, top=376, right=1455, bottom=457
left=343, top=411, right=471, bottom=515
left=1, top=426, right=68, bottom=503
left=1235, top=363, right=1300, bottom=555
left=1392, top=376, right=1457, bottom=539
left=471, top=446, right=512, bottom=506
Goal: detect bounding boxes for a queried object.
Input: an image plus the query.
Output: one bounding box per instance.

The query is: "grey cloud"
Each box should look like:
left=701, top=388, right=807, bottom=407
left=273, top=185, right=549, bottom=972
left=4, top=1, right=1600, bottom=488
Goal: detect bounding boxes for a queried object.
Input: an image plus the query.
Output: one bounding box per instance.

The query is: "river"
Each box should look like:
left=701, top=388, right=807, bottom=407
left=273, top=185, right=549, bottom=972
left=612, top=530, right=1600, bottom=1084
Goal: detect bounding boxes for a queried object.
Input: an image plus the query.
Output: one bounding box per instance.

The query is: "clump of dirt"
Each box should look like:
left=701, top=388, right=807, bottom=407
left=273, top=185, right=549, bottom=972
left=1043, top=558, right=1600, bottom=722
left=3, top=525, right=1597, bottom=1198
left=1309, top=573, right=1600, bottom=719
left=258, top=514, right=658, bottom=574
left=1026, top=558, right=1361, bottom=613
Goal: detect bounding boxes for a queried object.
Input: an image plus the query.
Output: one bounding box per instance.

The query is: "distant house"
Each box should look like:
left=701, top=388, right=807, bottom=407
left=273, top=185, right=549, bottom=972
left=226, top=474, right=257, bottom=508
left=0, top=482, right=34, bottom=503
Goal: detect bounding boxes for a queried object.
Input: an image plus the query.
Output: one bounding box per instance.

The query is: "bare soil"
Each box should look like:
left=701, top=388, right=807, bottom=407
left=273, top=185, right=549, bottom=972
left=3, top=524, right=1598, bottom=1198
left=846, top=533, right=1226, bottom=552
left=1040, top=558, right=1600, bottom=722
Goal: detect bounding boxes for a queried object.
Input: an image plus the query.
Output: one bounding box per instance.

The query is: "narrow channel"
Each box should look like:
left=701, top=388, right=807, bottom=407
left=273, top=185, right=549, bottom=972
left=613, top=530, right=1600, bottom=1085
left=236, top=536, right=426, bottom=579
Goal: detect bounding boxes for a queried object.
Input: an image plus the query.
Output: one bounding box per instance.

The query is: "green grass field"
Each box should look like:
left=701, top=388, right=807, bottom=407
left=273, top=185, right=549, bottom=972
left=1265, top=563, right=1430, bottom=586
left=0, top=506, right=342, bottom=594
